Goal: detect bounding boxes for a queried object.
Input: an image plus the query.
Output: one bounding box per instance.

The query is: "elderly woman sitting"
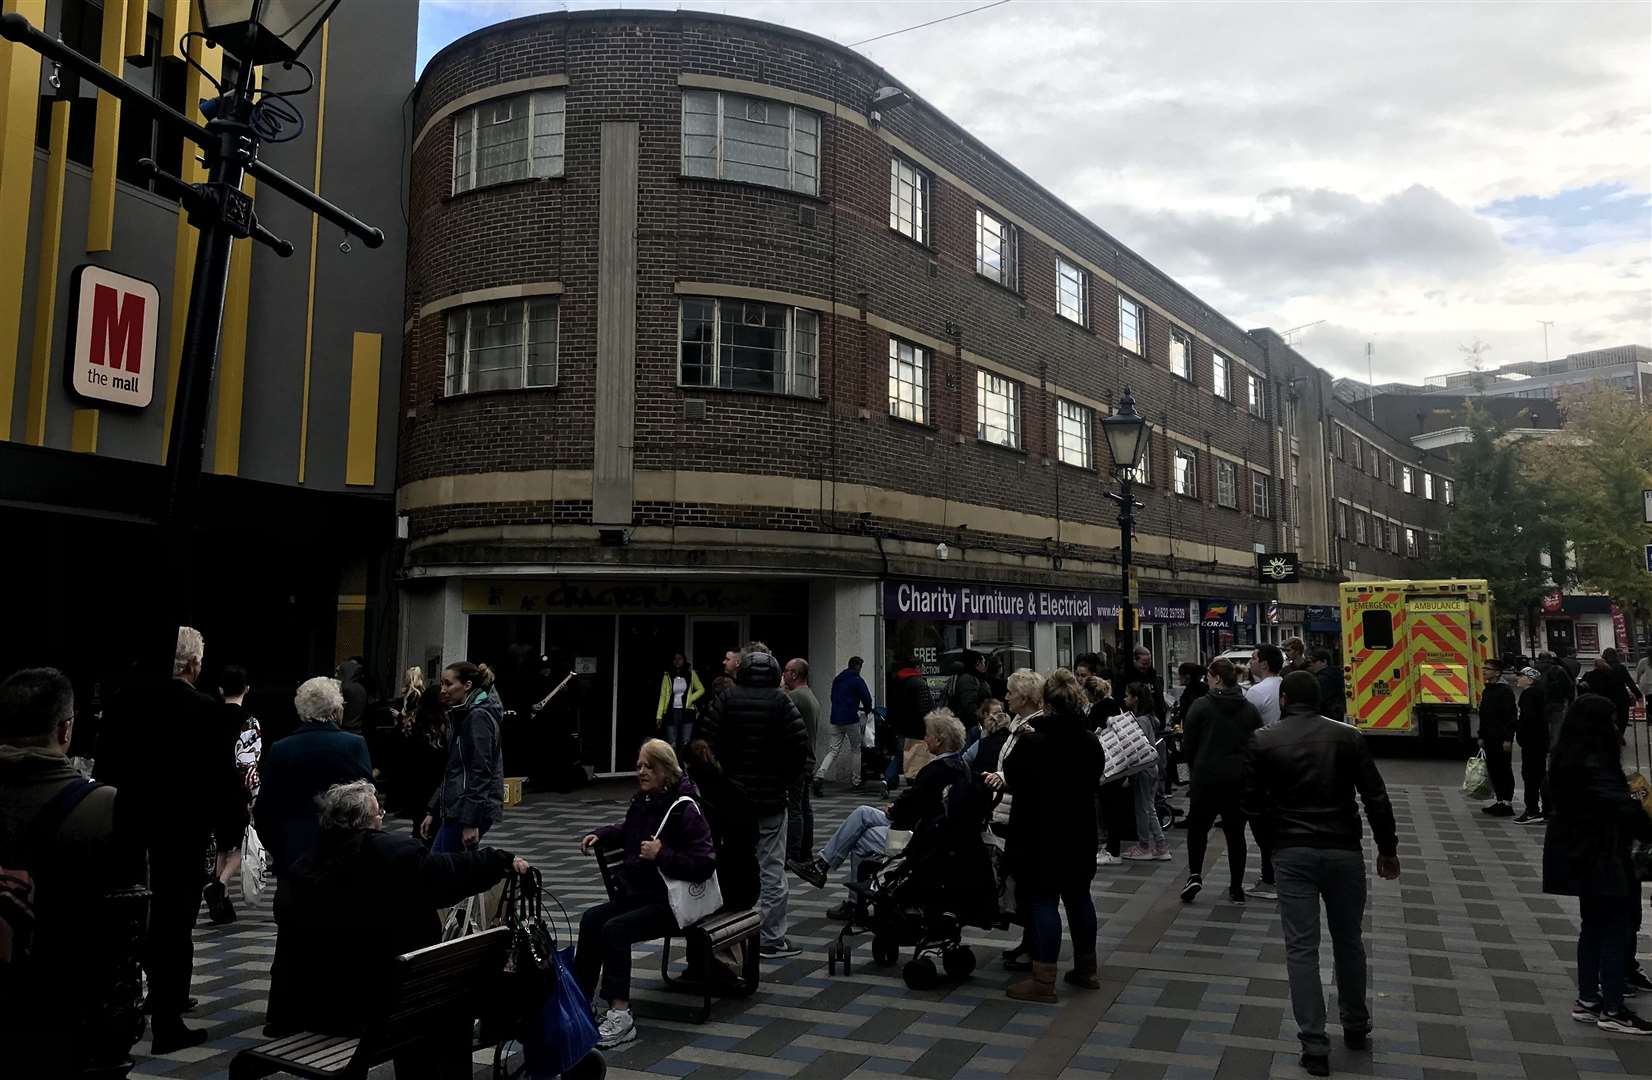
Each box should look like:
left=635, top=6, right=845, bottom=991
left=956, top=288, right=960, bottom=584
left=266, top=781, right=529, bottom=1072
left=577, top=739, right=717, bottom=1049
left=787, top=709, right=967, bottom=918
left=254, top=675, right=375, bottom=876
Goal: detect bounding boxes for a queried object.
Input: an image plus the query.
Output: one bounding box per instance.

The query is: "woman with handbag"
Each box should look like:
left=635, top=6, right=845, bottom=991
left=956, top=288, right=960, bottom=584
left=1119, top=683, right=1171, bottom=862
left=1543, top=694, right=1652, bottom=1036
left=577, top=738, right=717, bottom=1048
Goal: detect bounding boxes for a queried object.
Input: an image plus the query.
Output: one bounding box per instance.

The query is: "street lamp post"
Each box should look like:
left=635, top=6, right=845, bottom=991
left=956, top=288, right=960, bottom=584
left=0, top=1, right=381, bottom=675
left=1102, top=388, right=1151, bottom=656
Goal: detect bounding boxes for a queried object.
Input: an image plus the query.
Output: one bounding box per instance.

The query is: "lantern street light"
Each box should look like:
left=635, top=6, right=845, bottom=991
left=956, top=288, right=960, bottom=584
left=1102, top=388, right=1151, bottom=654
left=197, top=0, right=342, bottom=66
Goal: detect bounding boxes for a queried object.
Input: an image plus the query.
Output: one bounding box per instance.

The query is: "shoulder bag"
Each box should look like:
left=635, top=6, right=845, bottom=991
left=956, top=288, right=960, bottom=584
left=655, top=795, right=723, bottom=927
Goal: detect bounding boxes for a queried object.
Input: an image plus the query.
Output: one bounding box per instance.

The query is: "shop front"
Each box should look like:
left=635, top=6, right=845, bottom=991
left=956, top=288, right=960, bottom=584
left=418, top=577, right=809, bottom=777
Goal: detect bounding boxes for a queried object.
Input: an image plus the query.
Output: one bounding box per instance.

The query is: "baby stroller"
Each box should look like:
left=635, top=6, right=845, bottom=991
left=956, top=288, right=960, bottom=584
left=825, top=775, right=1007, bottom=988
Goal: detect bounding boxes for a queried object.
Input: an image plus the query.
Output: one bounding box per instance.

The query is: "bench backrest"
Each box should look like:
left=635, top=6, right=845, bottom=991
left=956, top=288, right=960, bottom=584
left=373, top=927, right=510, bottom=1054
left=595, top=843, right=626, bottom=902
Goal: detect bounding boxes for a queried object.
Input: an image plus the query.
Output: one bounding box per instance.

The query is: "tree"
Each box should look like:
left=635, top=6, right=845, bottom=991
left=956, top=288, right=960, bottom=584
left=1524, top=384, right=1652, bottom=615
left=1427, top=401, right=1551, bottom=629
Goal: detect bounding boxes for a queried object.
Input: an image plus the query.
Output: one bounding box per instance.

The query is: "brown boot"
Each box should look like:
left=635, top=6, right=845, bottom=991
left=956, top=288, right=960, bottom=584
left=1064, top=953, right=1100, bottom=989
left=1006, top=960, right=1058, bottom=1003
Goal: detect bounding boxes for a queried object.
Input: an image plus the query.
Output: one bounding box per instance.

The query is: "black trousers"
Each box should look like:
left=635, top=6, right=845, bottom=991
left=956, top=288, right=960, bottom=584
left=1519, top=743, right=1547, bottom=814
left=1100, top=781, right=1134, bottom=857
left=143, top=844, right=204, bottom=1021
left=1484, top=743, right=1515, bottom=803
left=1185, top=790, right=1248, bottom=889
left=575, top=896, right=679, bottom=1003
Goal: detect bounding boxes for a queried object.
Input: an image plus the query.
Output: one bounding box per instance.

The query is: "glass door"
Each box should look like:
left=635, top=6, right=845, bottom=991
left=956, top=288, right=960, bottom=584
left=689, top=616, right=745, bottom=692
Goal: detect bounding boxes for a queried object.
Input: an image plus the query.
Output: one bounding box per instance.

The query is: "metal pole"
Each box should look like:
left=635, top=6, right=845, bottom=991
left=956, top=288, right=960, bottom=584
left=1118, top=472, right=1134, bottom=656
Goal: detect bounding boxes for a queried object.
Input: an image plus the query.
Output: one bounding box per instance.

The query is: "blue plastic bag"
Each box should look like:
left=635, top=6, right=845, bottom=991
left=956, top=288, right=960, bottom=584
left=520, top=945, right=599, bottom=1078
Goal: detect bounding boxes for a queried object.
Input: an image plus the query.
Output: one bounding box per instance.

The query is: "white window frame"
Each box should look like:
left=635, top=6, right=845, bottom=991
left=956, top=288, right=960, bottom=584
left=1336, top=501, right=1348, bottom=539
left=1216, top=459, right=1238, bottom=509
left=1354, top=511, right=1368, bottom=545
left=1443, top=478, right=1455, bottom=506
left=1387, top=522, right=1399, bottom=552
left=1252, top=471, right=1270, bottom=517
left=1213, top=352, right=1230, bottom=400
left=1351, top=437, right=1363, bottom=470
left=976, top=370, right=1021, bottom=449
left=1055, top=257, right=1087, bottom=326
left=681, top=89, right=820, bottom=195
left=1173, top=447, right=1197, bottom=498
left=1423, top=473, right=1436, bottom=500
left=888, top=337, right=929, bottom=424
left=1056, top=398, right=1091, bottom=469
left=1169, top=326, right=1192, bottom=381
left=889, top=155, right=928, bottom=243
left=1247, top=372, right=1265, bottom=417
left=1401, top=466, right=1415, bottom=494
left=452, top=89, right=566, bottom=195
left=1118, top=294, right=1144, bottom=354
left=676, top=298, right=819, bottom=398
left=1405, top=527, right=1419, bottom=558
left=975, top=207, right=1018, bottom=289
left=1332, top=422, right=1344, bottom=458
left=444, top=297, right=560, bottom=395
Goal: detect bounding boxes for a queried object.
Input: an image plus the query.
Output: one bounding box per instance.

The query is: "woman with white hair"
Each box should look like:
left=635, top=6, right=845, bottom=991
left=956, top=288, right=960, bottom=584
left=266, top=780, right=530, bottom=1061
left=253, top=675, right=374, bottom=877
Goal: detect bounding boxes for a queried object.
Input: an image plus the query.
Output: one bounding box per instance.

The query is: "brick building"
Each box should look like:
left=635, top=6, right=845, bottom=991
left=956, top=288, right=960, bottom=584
left=400, top=10, right=1451, bottom=773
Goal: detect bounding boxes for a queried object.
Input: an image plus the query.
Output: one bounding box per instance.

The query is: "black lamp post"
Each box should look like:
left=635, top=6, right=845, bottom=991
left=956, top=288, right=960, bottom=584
left=1102, top=388, right=1150, bottom=655
left=0, top=2, right=382, bottom=676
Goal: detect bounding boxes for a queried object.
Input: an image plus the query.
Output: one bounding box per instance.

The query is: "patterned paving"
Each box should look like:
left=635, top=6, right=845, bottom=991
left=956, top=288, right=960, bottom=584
left=127, top=772, right=1652, bottom=1079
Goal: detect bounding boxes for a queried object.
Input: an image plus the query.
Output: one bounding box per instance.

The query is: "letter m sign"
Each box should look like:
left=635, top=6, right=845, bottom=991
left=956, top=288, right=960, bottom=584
left=66, top=265, right=160, bottom=409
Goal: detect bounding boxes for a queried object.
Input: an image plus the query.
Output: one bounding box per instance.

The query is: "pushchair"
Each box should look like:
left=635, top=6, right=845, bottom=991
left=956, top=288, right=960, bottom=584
left=824, top=775, right=1008, bottom=989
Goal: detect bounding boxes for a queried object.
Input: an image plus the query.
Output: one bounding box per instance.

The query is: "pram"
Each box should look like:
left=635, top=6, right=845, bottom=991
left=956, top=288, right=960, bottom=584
left=824, top=774, right=1009, bottom=989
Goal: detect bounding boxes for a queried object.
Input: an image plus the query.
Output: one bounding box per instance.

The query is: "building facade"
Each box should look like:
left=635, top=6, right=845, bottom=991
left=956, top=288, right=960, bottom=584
left=0, top=0, right=417, bottom=717
left=402, top=10, right=1453, bottom=774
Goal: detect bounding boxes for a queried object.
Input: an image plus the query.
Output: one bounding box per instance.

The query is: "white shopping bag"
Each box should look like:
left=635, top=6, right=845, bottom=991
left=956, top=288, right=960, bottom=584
left=240, top=824, right=274, bottom=902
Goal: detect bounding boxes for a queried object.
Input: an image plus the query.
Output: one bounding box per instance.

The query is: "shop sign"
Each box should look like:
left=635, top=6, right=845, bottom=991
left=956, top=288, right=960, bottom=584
left=1613, top=604, right=1630, bottom=653
left=1200, top=599, right=1234, bottom=628
left=1305, top=605, right=1340, bottom=631
left=1255, top=552, right=1301, bottom=584
left=1540, top=590, right=1563, bottom=614
left=885, top=579, right=1190, bottom=624
left=65, top=265, right=159, bottom=409
left=463, top=578, right=803, bottom=613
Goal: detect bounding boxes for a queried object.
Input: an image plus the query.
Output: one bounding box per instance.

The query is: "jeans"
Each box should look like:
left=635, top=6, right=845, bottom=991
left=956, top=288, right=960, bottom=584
left=884, top=739, right=905, bottom=787
left=1519, top=744, right=1547, bottom=814
left=432, top=820, right=488, bottom=854
left=756, top=810, right=789, bottom=947
left=575, top=896, right=679, bottom=1003
left=662, top=706, right=693, bottom=749
left=1275, top=847, right=1370, bottom=1056
left=1025, top=882, right=1098, bottom=963
left=1185, top=791, right=1247, bottom=889
left=1578, top=894, right=1637, bottom=1011
left=816, top=725, right=862, bottom=785
left=786, top=778, right=814, bottom=865
left=1484, top=742, right=1515, bottom=803
left=1131, top=771, right=1166, bottom=848
left=821, top=804, right=891, bottom=882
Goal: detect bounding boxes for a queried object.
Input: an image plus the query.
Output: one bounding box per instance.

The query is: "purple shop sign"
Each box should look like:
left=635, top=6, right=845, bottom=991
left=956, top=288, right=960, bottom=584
left=884, top=580, right=1190, bottom=624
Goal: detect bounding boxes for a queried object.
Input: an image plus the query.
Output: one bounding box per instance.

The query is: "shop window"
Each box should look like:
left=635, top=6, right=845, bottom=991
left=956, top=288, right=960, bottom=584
left=678, top=297, right=818, bottom=397
left=1055, top=624, right=1074, bottom=670
left=682, top=89, right=819, bottom=195
left=976, top=370, right=1020, bottom=449
left=444, top=297, right=559, bottom=394
left=453, top=89, right=565, bottom=194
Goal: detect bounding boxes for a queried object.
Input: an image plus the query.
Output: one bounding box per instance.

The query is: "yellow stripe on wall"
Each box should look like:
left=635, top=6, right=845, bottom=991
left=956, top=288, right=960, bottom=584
left=345, top=331, right=381, bottom=487
left=70, top=408, right=99, bottom=453
left=0, top=0, right=44, bottom=442
left=297, top=21, right=329, bottom=484
left=160, top=12, right=221, bottom=462
left=24, top=99, right=69, bottom=446
left=160, top=0, right=188, bottom=62
left=86, top=0, right=127, bottom=253
left=123, top=0, right=146, bottom=61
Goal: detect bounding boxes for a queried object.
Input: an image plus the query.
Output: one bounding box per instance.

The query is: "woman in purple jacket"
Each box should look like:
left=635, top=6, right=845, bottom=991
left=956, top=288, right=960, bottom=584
left=577, top=738, right=717, bottom=1048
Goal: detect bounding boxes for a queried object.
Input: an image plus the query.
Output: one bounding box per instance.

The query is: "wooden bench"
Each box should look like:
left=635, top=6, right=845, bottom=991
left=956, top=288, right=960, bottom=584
left=228, top=927, right=510, bottom=1079
left=595, top=844, right=760, bottom=1023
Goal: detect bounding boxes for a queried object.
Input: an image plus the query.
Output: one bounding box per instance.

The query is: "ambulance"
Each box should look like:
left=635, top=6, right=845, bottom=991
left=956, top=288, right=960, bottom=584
left=1338, top=578, right=1496, bottom=745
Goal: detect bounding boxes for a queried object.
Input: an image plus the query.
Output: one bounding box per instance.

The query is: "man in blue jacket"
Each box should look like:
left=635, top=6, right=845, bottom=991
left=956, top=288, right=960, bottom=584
left=814, top=657, right=873, bottom=795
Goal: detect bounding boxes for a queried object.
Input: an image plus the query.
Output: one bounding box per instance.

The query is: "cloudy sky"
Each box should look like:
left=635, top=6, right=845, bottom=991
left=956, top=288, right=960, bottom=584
left=417, top=1, right=1651, bottom=385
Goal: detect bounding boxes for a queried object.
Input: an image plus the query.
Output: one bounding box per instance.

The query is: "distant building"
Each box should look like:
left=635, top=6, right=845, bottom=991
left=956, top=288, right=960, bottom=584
left=1336, top=345, right=1650, bottom=407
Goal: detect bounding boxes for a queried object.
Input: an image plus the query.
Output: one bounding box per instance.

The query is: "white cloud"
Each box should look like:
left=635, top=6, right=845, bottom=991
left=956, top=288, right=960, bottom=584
left=419, top=0, right=1652, bottom=380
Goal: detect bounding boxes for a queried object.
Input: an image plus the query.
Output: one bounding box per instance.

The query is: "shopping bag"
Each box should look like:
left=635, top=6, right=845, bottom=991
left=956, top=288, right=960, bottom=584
left=239, top=824, right=273, bottom=901
left=519, top=945, right=600, bottom=1079
left=1099, top=718, right=1157, bottom=783
left=655, top=797, right=723, bottom=928
left=1460, top=751, right=1491, bottom=800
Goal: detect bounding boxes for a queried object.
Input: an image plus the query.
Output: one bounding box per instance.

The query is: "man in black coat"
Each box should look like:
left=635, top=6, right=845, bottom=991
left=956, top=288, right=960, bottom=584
left=1179, top=658, right=1263, bottom=904
left=1308, top=649, right=1345, bottom=722
left=695, top=644, right=810, bottom=959
left=947, top=651, right=989, bottom=738
left=1478, top=659, right=1519, bottom=817
left=1513, top=666, right=1549, bottom=824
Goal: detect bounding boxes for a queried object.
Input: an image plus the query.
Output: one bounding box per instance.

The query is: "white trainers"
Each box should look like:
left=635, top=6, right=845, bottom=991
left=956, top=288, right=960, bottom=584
left=1098, top=851, right=1122, bottom=866
left=597, top=1007, right=637, bottom=1048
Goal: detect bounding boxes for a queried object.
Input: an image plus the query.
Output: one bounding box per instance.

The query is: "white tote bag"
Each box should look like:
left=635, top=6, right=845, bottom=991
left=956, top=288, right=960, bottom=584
left=655, top=795, right=724, bottom=928
left=239, top=823, right=274, bottom=902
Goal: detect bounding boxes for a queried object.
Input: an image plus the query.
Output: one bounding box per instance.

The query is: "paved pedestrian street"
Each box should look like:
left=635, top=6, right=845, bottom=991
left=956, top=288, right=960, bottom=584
left=131, top=778, right=1652, bottom=1080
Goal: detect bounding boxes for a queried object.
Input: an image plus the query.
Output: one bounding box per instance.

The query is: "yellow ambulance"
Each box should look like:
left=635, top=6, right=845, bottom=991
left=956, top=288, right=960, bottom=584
left=1338, top=578, right=1495, bottom=745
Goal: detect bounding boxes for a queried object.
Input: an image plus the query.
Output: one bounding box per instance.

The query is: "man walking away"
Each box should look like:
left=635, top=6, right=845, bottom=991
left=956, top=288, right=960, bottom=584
left=1538, top=652, right=1575, bottom=745
left=1243, top=672, right=1400, bottom=1077
left=1, top=668, right=145, bottom=1075
left=1514, top=666, right=1548, bottom=824
left=1180, top=658, right=1263, bottom=904
left=1246, top=645, right=1285, bottom=727
left=336, top=658, right=369, bottom=734
left=947, top=651, right=990, bottom=743
left=696, top=643, right=810, bottom=958
left=782, top=659, right=820, bottom=865
left=1479, top=660, right=1518, bottom=818
left=816, top=657, right=873, bottom=794
left=1309, top=650, right=1345, bottom=722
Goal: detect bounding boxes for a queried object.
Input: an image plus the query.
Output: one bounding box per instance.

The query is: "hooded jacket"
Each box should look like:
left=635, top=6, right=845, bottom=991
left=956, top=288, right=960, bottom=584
left=696, top=652, right=809, bottom=813
left=429, top=688, right=505, bottom=829
left=336, top=660, right=368, bottom=734
left=1181, top=685, right=1263, bottom=791
left=591, top=775, right=717, bottom=902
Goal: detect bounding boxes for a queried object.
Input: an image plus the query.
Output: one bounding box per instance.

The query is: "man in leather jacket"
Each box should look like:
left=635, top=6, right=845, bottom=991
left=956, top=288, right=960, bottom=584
left=1241, top=672, right=1401, bottom=1076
